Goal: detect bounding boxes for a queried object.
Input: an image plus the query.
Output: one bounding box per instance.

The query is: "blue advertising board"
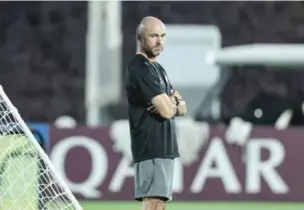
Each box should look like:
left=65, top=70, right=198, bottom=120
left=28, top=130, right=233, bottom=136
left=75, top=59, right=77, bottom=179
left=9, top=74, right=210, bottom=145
left=28, top=122, right=50, bottom=153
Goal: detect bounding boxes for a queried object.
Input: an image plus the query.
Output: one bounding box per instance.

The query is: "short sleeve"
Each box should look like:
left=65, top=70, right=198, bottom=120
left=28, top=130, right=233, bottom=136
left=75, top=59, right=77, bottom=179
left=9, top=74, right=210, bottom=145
left=135, top=67, right=166, bottom=102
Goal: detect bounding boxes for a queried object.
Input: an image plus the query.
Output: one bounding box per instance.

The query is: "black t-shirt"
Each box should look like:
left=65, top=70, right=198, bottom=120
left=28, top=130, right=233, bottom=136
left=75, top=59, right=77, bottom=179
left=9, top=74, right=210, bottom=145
left=125, top=54, right=180, bottom=163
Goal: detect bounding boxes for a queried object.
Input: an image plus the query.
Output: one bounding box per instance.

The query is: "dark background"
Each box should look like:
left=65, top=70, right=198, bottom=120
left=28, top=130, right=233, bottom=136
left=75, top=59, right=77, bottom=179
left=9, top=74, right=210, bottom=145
left=1, top=2, right=303, bottom=124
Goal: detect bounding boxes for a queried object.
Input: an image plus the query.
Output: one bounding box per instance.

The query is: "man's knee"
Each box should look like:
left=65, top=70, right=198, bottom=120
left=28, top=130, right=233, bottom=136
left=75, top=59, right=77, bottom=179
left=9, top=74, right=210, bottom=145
left=142, top=197, right=166, bottom=210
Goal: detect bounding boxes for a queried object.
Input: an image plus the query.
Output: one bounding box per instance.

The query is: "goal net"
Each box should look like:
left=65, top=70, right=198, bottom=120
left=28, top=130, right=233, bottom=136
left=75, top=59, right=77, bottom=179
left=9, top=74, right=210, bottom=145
left=0, top=86, right=82, bottom=210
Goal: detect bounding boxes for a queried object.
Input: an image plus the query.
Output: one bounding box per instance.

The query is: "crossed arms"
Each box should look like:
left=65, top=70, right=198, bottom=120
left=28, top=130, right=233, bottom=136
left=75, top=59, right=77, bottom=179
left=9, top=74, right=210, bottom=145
left=148, top=90, right=187, bottom=119
left=135, top=66, right=187, bottom=120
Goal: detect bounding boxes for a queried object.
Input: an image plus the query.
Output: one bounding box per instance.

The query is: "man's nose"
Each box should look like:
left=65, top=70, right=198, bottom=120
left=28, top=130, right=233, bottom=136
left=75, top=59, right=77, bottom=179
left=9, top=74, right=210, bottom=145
left=156, top=37, right=163, bottom=45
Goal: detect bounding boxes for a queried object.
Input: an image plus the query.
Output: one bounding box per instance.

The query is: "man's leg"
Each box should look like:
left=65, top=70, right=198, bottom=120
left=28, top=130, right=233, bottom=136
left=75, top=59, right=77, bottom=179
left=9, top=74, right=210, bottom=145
left=162, top=201, right=168, bottom=210
left=134, top=158, right=174, bottom=210
left=142, top=197, right=165, bottom=210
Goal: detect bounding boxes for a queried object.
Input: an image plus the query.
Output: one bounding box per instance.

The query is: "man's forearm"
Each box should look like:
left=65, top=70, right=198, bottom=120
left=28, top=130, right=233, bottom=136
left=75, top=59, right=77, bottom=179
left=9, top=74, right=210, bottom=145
left=149, top=94, right=178, bottom=119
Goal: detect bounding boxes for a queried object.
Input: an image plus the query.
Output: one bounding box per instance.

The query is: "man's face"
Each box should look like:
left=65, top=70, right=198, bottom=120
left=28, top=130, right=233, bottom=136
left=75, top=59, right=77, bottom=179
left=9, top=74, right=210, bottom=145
left=140, top=24, right=166, bottom=58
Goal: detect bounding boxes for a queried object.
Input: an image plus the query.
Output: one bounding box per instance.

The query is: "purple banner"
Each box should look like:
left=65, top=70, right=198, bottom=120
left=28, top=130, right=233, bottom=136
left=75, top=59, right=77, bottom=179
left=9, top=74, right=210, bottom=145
left=49, top=125, right=304, bottom=201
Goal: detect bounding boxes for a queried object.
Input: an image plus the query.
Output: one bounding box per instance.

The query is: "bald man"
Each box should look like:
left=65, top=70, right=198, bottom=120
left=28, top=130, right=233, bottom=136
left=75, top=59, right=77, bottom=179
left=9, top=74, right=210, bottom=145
left=124, top=17, right=187, bottom=210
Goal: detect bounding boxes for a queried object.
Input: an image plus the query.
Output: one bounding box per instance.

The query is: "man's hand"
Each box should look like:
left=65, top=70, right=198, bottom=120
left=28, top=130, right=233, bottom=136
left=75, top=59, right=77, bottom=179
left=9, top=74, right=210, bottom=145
left=171, top=89, right=187, bottom=116
left=171, top=90, right=183, bottom=101
left=169, top=95, right=178, bottom=105
left=147, top=104, right=159, bottom=114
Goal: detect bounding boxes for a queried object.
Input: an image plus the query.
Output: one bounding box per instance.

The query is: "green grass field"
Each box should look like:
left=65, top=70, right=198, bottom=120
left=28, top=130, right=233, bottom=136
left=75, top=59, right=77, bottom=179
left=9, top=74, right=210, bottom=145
left=80, top=201, right=304, bottom=210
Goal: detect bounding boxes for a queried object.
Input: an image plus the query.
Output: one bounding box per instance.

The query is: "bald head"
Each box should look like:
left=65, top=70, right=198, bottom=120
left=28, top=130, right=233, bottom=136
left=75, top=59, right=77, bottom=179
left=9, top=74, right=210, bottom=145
left=137, top=16, right=166, bottom=36
left=136, top=16, right=166, bottom=59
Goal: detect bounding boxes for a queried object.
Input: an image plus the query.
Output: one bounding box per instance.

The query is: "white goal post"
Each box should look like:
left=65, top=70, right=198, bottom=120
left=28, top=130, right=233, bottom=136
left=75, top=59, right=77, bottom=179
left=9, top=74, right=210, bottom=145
left=0, top=86, right=82, bottom=210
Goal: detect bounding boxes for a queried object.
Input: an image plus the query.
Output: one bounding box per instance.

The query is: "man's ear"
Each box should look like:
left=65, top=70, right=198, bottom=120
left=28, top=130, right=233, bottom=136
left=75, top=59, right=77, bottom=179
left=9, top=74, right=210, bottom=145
left=136, top=33, right=141, bottom=41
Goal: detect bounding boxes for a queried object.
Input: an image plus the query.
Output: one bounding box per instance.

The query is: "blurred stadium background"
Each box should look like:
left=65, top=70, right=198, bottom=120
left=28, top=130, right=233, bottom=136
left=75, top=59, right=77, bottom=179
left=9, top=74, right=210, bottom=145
left=1, top=1, right=304, bottom=210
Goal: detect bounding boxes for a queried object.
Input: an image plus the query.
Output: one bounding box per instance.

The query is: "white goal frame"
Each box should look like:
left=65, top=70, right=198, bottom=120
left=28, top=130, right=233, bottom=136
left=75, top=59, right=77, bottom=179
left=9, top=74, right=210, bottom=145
left=0, top=85, right=83, bottom=210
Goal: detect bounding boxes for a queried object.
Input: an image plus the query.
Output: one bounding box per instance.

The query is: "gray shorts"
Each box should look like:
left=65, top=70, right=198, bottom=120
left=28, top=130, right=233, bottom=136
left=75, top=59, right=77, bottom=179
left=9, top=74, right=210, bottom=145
left=133, top=158, right=174, bottom=202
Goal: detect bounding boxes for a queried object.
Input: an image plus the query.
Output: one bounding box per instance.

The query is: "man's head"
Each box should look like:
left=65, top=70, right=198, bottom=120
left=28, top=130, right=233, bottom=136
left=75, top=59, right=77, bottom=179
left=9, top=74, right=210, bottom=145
left=136, top=16, right=166, bottom=59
